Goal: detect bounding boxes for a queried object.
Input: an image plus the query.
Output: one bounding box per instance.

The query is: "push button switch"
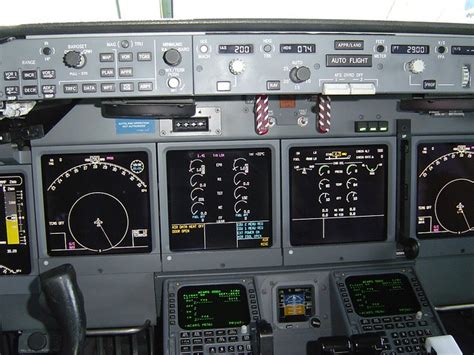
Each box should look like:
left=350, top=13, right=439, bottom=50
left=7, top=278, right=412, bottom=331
left=22, top=70, right=37, bottom=80
left=4, top=71, right=19, bottom=81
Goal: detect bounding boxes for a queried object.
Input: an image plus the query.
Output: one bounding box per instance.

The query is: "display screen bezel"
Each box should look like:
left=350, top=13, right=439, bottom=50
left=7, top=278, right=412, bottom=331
left=0, top=172, right=31, bottom=276
left=289, top=144, right=389, bottom=246
left=416, top=141, right=474, bottom=240
left=177, top=283, right=251, bottom=330
left=158, top=140, right=282, bottom=272
left=345, top=273, right=421, bottom=317
left=165, top=147, right=273, bottom=252
left=277, top=285, right=315, bottom=323
left=410, top=136, right=474, bottom=259
left=281, top=137, right=397, bottom=267
left=41, top=151, right=153, bottom=256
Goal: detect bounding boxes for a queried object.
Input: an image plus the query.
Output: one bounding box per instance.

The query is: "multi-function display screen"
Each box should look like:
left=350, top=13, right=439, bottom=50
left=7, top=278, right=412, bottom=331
left=277, top=286, right=314, bottom=323
left=289, top=145, right=388, bottom=245
left=417, top=142, right=474, bottom=239
left=0, top=174, right=30, bottom=275
left=346, top=273, right=420, bottom=317
left=42, top=152, right=152, bottom=256
left=166, top=148, right=272, bottom=251
left=178, top=284, right=250, bottom=330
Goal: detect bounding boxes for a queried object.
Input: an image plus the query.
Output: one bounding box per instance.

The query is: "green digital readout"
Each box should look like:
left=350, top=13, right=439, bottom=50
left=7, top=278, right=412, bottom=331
left=178, top=284, right=250, bottom=330
left=345, top=273, right=420, bottom=317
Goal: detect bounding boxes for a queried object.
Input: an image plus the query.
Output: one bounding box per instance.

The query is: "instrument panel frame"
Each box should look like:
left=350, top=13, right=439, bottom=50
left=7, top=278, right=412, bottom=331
left=281, top=137, right=397, bottom=266
left=158, top=140, right=282, bottom=272
left=32, top=143, right=161, bottom=275
left=411, top=134, right=474, bottom=258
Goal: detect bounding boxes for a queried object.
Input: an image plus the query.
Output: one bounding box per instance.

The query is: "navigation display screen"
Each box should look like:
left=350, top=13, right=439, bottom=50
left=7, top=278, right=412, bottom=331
left=346, top=273, right=420, bottom=317
left=417, top=142, right=474, bottom=239
left=0, top=174, right=30, bottom=275
left=166, top=148, right=272, bottom=251
left=289, top=145, right=388, bottom=245
left=42, top=152, right=152, bottom=256
left=277, top=286, right=314, bottom=323
left=178, top=284, right=250, bottom=330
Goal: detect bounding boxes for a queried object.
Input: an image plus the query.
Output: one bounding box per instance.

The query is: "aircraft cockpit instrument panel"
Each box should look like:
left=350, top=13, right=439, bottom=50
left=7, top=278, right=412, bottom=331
left=0, top=174, right=30, bottom=275
left=41, top=151, right=152, bottom=256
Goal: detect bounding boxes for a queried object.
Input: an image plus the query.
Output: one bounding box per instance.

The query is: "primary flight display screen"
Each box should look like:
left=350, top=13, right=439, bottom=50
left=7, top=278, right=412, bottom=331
left=417, top=142, right=474, bottom=239
left=178, top=284, right=250, bottom=330
left=289, top=145, right=388, bottom=245
left=42, top=152, right=152, bottom=256
left=277, top=286, right=314, bottom=323
left=0, top=174, right=30, bottom=275
left=346, top=273, right=420, bottom=317
left=166, top=148, right=272, bottom=251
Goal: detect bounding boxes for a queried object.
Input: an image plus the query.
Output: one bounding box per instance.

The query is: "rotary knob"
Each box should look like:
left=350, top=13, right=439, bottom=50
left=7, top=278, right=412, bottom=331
left=408, top=59, right=425, bottom=74
left=289, top=66, right=311, bottom=83
left=163, top=48, right=182, bottom=66
left=229, top=59, right=245, bottom=75
left=63, top=50, right=86, bottom=69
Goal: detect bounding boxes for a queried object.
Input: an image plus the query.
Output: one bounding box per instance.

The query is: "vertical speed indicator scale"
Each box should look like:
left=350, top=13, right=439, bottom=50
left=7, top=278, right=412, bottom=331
left=42, top=152, right=152, bottom=256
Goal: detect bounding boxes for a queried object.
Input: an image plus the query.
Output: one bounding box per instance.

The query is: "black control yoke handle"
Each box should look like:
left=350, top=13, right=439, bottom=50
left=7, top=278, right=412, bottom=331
left=40, top=264, right=86, bottom=355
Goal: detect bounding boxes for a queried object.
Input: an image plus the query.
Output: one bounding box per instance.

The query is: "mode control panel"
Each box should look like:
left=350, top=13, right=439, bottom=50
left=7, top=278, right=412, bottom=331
left=164, top=278, right=259, bottom=355
left=194, top=34, right=473, bottom=95
left=0, top=32, right=473, bottom=100
left=333, top=269, right=444, bottom=355
left=0, top=35, right=192, bottom=100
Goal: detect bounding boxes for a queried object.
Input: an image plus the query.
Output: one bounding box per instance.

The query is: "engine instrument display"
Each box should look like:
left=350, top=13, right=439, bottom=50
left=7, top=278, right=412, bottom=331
left=42, top=152, right=152, bottom=256
left=289, top=145, right=388, bottom=245
left=178, top=284, right=250, bottom=330
left=277, top=286, right=314, bottom=323
left=166, top=148, right=272, bottom=251
left=0, top=174, right=30, bottom=275
left=346, top=273, right=420, bottom=317
left=417, top=143, right=474, bottom=239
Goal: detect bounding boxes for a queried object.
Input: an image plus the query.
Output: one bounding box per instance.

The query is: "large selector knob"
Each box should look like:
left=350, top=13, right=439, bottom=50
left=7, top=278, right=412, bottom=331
left=229, top=59, right=246, bottom=75
left=289, top=66, right=311, bottom=83
left=63, top=50, right=86, bottom=69
left=408, top=59, right=425, bottom=74
left=163, top=48, right=182, bottom=66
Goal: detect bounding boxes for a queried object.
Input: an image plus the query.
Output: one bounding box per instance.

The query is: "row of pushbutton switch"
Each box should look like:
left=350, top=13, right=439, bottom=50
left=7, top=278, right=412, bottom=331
left=99, top=52, right=152, bottom=62
left=63, top=82, right=154, bottom=94
left=100, top=67, right=135, bottom=78
left=4, top=70, right=55, bottom=81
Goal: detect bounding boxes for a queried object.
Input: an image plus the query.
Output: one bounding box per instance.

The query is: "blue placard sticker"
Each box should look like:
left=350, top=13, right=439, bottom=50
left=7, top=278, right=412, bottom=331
left=115, top=119, right=156, bottom=134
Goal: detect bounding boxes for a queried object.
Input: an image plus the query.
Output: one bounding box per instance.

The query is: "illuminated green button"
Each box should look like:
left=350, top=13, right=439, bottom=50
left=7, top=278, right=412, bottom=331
left=378, top=121, right=389, bottom=132
left=355, top=121, right=368, bottom=132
